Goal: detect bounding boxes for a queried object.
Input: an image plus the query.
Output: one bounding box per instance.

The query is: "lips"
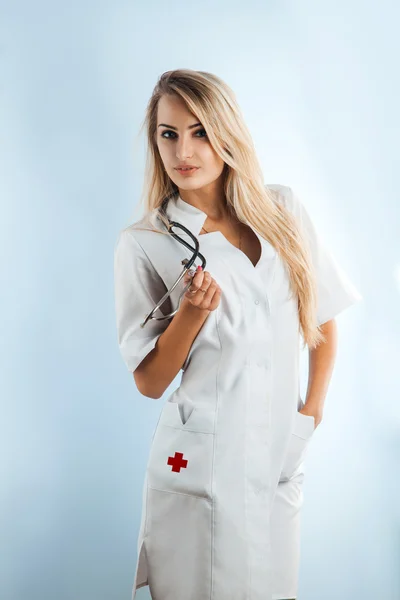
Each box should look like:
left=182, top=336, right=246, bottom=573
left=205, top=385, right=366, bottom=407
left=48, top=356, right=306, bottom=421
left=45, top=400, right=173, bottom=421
left=175, top=167, right=200, bottom=175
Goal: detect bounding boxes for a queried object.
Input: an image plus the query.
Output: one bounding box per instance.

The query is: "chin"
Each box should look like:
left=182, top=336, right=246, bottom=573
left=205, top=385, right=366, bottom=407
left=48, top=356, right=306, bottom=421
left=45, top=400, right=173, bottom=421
left=171, top=175, right=203, bottom=189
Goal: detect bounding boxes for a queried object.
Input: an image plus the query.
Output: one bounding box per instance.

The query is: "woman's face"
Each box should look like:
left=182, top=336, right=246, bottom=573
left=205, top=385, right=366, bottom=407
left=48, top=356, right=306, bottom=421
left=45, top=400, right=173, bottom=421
left=156, top=94, right=225, bottom=191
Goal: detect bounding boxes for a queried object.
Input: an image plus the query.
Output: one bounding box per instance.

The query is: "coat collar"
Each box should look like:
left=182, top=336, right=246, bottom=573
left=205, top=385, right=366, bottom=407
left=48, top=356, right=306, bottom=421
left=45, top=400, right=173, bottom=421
left=161, top=193, right=209, bottom=237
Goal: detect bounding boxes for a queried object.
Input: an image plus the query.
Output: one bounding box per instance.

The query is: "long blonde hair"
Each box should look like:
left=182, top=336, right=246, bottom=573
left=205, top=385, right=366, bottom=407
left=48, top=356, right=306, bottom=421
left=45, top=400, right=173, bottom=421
left=134, top=68, right=326, bottom=350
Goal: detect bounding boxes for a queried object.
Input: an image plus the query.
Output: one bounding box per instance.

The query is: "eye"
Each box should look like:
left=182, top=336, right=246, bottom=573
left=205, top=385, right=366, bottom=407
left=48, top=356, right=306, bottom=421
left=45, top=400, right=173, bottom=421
left=195, top=128, right=208, bottom=138
left=160, top=128, right=208, bottom=139
left=160, top=130, right=176, bottom=139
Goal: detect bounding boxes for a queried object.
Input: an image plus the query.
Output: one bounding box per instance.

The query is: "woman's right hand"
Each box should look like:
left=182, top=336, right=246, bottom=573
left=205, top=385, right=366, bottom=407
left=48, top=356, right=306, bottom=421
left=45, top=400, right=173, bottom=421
left=181, top=266, right=221, bottom=312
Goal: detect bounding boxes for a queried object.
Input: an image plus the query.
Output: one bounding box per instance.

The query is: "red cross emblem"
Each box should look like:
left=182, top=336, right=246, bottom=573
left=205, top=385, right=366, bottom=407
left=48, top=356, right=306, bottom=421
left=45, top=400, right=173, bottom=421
left=167, top=451, right=188, bottom=473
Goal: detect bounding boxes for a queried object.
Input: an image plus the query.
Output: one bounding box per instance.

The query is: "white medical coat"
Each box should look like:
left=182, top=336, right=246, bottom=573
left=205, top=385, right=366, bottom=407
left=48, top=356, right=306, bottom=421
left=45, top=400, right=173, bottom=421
left=114, top=184, right=363, bottom=600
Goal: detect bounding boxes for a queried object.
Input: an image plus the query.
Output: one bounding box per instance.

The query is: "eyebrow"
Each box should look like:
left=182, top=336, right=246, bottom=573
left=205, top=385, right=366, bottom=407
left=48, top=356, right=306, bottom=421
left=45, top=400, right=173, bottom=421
left=157, top=122, right=202, bottom=131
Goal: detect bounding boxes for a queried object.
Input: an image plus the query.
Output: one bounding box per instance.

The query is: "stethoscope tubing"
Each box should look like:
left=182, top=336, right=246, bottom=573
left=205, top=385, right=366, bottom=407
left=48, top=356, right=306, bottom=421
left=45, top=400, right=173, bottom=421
left=140, top=216, right=207, bottom=328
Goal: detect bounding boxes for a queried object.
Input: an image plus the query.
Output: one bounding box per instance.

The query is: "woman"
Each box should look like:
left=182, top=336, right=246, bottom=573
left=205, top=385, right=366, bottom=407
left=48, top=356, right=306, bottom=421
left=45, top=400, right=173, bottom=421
left=114, top=69, right=362, bottom=600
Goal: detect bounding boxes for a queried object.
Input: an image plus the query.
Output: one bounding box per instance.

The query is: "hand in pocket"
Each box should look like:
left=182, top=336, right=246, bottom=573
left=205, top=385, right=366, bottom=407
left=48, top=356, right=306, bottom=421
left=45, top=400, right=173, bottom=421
left=298, top=404, right=322, bottom=429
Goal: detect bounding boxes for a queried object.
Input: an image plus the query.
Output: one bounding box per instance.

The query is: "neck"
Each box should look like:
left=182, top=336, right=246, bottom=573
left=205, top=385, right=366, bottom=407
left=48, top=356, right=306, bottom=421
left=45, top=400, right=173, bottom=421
left=178, top=187, right=228, bottom=221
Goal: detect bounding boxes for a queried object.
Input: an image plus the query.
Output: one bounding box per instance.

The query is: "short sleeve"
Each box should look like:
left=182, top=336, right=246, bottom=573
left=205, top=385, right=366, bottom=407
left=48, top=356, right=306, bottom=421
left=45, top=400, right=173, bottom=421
left=277, top=185, right=363, bottom=326
left=114, top=229, right=171, bottom=372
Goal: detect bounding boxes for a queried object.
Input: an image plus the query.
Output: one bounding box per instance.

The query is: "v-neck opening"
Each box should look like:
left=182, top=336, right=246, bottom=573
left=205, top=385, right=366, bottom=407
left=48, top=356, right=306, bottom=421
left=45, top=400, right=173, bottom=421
left=199, top=230, right=263, bottom=270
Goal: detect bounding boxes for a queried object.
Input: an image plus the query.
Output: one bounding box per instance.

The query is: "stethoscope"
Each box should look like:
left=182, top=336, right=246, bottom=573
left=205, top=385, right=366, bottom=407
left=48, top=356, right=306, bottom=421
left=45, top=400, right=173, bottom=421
left=140, top=196, right=207, bottom=328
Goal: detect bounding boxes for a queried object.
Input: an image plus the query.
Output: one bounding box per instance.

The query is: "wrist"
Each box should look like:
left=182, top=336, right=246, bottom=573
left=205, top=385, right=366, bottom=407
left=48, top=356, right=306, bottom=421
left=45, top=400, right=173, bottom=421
left=180, top=299, right=211, bottom=320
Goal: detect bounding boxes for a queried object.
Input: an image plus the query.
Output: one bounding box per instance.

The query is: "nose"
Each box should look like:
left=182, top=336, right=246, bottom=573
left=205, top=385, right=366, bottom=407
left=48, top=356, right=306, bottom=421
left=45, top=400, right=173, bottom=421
left=176, top=134, right=194, bottom=160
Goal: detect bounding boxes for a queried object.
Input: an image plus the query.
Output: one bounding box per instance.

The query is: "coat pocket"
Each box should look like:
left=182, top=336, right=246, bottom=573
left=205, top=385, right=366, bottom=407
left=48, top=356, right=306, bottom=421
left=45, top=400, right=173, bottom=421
left=147, top=401, right=216, bottom=499
left=145, top=489, right=213, bottom=600
left=279, top=410, right=315, bottom=482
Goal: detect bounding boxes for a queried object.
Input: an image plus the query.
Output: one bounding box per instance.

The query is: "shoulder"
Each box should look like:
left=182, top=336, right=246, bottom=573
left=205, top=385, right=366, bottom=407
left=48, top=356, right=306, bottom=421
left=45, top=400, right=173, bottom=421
left=264, top=184, right=309, bottom=227
left=114, top=209, right=159, bottom=254
left=264, top=183, right=300, bottom=215
left=114, top=226, right=142, bottom=255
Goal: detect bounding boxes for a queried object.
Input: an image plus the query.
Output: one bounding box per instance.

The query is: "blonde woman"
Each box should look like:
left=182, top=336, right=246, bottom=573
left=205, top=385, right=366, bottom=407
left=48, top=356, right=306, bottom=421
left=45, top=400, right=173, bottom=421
left=114, top=69, right=362, bottom=600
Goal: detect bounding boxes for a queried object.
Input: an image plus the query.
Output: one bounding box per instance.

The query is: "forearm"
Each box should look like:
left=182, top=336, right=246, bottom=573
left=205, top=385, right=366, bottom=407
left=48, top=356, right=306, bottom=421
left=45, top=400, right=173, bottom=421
left=134, top=303, right=210, bottom=399
left=304, top=319, right=338, bottom=413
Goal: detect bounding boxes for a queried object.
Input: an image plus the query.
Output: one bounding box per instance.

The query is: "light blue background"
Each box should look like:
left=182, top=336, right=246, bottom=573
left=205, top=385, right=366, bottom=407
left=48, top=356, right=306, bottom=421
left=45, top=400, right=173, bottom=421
left=1, top=1, right=399, bottom=599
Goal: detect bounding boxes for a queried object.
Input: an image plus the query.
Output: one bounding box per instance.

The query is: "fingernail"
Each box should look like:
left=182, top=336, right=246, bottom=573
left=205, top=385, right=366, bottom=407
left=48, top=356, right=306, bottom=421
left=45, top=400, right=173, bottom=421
left=197, top=266, right=202, bottom=271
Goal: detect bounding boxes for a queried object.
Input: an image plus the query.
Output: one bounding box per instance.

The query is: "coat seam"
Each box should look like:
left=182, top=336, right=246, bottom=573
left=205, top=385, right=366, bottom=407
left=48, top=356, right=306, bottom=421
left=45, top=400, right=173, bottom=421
left=211, top=306, right=223, bottom=600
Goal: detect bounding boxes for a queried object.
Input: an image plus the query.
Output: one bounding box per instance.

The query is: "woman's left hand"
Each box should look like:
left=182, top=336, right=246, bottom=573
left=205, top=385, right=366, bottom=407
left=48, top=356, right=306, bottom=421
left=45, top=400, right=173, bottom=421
left=298, top=405, right=323, bottom=430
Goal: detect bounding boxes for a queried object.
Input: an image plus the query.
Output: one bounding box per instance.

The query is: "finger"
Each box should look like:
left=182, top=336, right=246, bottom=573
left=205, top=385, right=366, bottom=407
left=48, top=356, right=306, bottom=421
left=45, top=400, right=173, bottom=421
left=208, top=287, right=221, bottom=311
left=200, top=281, right=218, bottom=306
left=183, top=265, right=202, bottom=282
left=183, top=271, right=201, bottom=295
left=187, top=269, right=206, bottom=294
left=199, top=271, right=212, bottom=291
left=183, top=267, right=196, bottom=281
left=185, top=276, right=202, bottom=296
